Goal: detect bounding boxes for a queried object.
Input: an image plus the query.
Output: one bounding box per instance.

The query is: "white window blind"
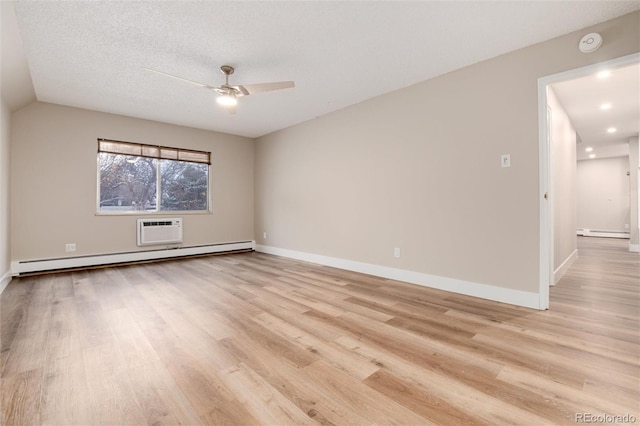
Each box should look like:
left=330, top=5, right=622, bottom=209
left=98, top=138, right=211, bottom=165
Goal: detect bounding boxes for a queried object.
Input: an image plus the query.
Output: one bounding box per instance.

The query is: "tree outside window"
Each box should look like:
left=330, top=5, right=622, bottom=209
left=97, top=139, right=210, bottom=213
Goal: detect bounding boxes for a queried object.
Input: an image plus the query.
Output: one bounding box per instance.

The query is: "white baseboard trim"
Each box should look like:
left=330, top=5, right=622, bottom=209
left=255, top=245, right=542, bottom=310
left=0, top=270, right=11, bottom=295
left=553, top=249, right=578, bottom=285
left=630, top=244, right=639, bottom=253
left=11, top=241, right=256, bottom=275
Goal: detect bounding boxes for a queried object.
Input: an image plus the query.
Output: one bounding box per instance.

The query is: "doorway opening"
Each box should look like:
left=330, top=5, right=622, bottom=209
left=538, top=52, right=640, bottom=310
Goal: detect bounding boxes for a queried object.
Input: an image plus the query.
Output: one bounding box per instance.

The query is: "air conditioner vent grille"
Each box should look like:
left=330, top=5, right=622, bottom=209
left=144, top=221, right=174, bottom=227
left=137, top=218, right=183, bottom=246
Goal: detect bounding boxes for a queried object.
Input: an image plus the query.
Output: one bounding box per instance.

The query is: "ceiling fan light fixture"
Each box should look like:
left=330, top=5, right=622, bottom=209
left=216, top=93, right=238, bottom=106
left=144, top=64, right=294, bottom=115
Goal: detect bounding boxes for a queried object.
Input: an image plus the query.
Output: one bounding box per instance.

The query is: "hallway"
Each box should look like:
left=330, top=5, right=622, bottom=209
left=551, top=236, right=639, bottom=318
left=547, top=236, right=639, bottom=419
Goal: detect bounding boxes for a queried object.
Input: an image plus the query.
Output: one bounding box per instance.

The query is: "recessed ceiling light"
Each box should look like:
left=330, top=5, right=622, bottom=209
left=589, top=154, right=596, bottom=158
left=607, top=127, right=617, bottom=133
left=597, top=70, right=611, bottom=79
left=585, top=147, right=593, bottom=152
left=600, top=103, right=611, bottom=110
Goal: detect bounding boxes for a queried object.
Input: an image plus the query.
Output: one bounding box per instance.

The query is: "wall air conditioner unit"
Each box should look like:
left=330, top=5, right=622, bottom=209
left=137, top=218, right=183, bottom=246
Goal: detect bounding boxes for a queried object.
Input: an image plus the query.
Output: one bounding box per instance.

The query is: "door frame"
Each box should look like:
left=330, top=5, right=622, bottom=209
left=537, top=52, right=640, bottom=310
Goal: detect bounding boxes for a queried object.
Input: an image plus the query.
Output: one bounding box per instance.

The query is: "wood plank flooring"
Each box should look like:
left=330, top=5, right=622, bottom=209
left=1, top=236, right=638, bottom=425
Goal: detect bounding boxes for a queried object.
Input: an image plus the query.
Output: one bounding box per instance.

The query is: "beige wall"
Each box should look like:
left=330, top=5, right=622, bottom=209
left=255, top=11, right=640, bottom=294
left=11, top=102, right=254, bottom=261
left=0, top=98, right=10, bottom=285
left=548, top=87, right=577, bottom=274
left=577, top=156, right=630, bottom=232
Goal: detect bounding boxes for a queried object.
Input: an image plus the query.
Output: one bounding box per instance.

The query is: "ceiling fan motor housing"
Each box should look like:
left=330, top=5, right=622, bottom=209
left=220, top=65, right=235, bottom=76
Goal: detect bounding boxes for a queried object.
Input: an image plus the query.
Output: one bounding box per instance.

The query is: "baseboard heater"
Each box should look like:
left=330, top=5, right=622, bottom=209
left=577, top=229, right=630, bottom=239
left=11, top=241, right=255, bottom=276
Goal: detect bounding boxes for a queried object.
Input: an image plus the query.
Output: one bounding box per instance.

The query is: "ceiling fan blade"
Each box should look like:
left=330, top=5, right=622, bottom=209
left=143, top=67, right=216, bottom=90
left=236, top=81, right=295, bottom=95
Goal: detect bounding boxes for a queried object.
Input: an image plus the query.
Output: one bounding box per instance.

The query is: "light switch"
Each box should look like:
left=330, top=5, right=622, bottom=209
left=501, top=154, right=511, bottom=168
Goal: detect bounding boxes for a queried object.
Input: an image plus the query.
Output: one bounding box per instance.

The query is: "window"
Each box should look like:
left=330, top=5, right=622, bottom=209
left=98, top=139, right=210, bottom=213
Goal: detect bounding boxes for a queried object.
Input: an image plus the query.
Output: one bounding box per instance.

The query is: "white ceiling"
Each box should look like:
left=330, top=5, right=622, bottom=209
left=551, top=62, right=640, bottom=161
left=6, top=1, right=640, bottom=138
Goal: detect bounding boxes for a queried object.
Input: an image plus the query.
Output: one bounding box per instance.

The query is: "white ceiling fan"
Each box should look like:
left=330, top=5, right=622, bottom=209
left=143, top=65, right=295, bottom=113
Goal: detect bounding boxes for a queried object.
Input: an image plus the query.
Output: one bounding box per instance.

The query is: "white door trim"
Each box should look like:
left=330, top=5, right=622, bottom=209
left=537, top=52, right=640, bottom=310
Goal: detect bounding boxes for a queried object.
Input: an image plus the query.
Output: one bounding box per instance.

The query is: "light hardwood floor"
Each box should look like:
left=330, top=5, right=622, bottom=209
left=1, top=237, right=638, bottom=425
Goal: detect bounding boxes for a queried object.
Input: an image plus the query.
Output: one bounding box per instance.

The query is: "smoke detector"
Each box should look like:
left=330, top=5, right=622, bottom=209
left=578, top=33, right=603, bottom=53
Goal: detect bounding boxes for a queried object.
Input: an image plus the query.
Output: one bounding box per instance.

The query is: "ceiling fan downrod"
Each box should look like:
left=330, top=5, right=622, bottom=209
left=220, top=65, right=235, bottom=86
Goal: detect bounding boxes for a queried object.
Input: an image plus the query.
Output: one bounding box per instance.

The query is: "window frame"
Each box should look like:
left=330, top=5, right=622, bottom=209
left=96, top=138, right=212, bottom=216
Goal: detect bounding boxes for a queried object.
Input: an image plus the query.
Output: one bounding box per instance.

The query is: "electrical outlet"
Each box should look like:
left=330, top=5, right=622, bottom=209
left=65, top=243, right=76, bottom=252
left=263, top=231, right=267, bottom=239
left=394, top=247, right=401, bottom=258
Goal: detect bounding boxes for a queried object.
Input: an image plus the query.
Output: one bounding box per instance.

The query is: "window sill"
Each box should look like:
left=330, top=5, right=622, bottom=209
left=95, top=210, right=213, bottom=216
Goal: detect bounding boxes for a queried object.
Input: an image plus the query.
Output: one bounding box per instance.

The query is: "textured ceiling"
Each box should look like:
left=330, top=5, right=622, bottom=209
left=11, top=1, right=640, bottom=138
